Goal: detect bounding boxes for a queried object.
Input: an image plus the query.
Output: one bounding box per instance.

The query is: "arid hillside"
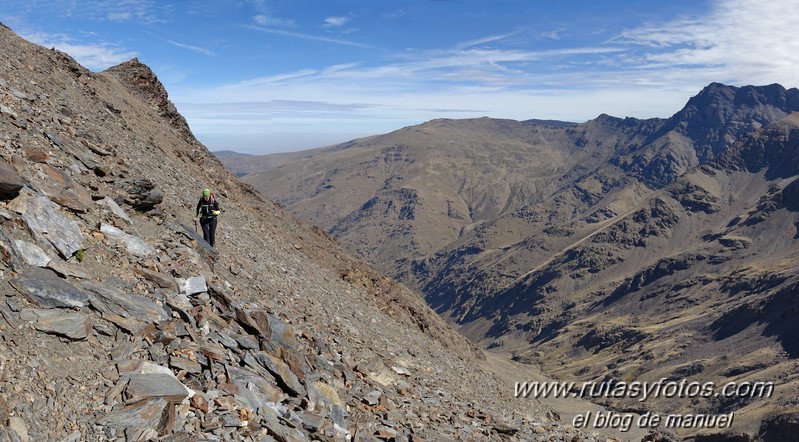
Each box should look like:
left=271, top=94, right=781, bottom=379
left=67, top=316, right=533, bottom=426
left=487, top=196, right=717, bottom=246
left=0, top=23, right=620, bottom=441
left=231, top=83, right=799, bottom=440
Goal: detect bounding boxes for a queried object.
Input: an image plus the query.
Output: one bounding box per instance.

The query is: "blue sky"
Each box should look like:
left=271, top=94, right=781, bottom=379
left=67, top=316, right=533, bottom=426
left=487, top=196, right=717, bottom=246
left=2, top=0, right=799, bottom=154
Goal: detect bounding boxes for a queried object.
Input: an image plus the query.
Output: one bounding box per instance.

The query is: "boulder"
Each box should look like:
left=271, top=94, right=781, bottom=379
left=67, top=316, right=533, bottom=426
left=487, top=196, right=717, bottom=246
left=134, top=268, right=177, bottom=290
left=95, top=397, right=172, bottom=438
left=24, top=308, right=92, bottom=340
left=9, top=267, right=89, bottom=309
left=11, top=239, right=51, bottom=267
left=29, top=163, right=93, bottom=213
left=119, top=360, right=192, bottom=404
left=81, top=280, right=169, bottom=324
left=0, top=160, right=24, bottom=200
left=177, top=276, right=206, bottom=296
left=96, top=196, right=133, bottom=225
left=255, top=352, right=305, bottom=397
left=117, top=178, right=164, bottom=212
left=100, top=223, right=155, bottom=258
left=7, top=191, right=84, bottom=258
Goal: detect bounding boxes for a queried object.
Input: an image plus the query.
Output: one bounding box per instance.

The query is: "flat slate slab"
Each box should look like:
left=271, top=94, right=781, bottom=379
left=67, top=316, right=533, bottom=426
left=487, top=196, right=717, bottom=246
left=119, top=360, right=192, bottom=404
left=81, top=280, right=169, bottom=324
left=12, top=239, right=51, bottom=266
left=100, top=223, right=155, bottom=258
left=177, top=276, right=206, bottom=296
left=96, top=397, right=170, bottom=436
left=10, top=267, right=89, bottom=308
left=8, top=191, right=84, bottom=258
left=126, top=373, right=192, bottom=404
left=23, top=308, right=92, bottom=340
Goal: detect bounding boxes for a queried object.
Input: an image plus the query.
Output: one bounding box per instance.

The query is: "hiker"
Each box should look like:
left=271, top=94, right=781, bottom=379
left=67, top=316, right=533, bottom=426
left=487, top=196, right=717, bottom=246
left=196, top=188, right=221, bottom=247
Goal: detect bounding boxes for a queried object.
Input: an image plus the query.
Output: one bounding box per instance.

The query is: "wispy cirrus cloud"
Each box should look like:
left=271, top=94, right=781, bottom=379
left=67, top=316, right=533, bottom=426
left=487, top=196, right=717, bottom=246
left=167, top=39, right=216, bottom=56
left=616, top=0, right=799, bottom=87
left=456, top=31, right=520, bottom=50
left=244, top=25, right=374, bottom=48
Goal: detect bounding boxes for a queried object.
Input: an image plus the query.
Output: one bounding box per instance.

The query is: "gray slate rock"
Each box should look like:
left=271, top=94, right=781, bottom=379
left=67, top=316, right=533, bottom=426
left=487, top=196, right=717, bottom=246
left=100, top=223, right=155, bottom=257
left=9, top=267, right=89, bottom=308
left=24, top=308, right=92, bottom=340
left=227, top=365, right=283, bottom=412
left=117, top=178, right=164, bottom=212
left=81, top=280, right=169, bottom=324
left=126, top=373, right=192, bottom=404
left=7, top=191, right=83, bottom=258
left=96, top=196, right=133, bottom=225
left=12, top=239, right=51, bottom=267
left=120, top=361, right=192, bottom=404
left=0, top=229, right=25, bottom=271
left=134, top=268, right=177, bottom=290
left=0, top=426, right=22, bottom=442
left=96, top=397, right=171, bottom=438
left=255, top=352, right=305, bottom=397
left=177, top=276, right=206, bottom=296
left=0, top=160, right=24, bottom=200
left=46, top=259, right=90, bottom=279
left=165, top=223, right=218, bottom=261
left=6, top=417, right=28, bottom=442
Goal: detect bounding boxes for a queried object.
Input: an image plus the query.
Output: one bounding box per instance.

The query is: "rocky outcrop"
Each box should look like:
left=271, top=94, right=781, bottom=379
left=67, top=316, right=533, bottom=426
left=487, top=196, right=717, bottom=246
left=104, top=59, right=198, bottom=144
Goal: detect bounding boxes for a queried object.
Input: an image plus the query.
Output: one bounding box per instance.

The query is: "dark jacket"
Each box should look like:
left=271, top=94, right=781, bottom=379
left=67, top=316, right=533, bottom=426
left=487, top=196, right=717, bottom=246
left=196, top=195, right=220, bottom=219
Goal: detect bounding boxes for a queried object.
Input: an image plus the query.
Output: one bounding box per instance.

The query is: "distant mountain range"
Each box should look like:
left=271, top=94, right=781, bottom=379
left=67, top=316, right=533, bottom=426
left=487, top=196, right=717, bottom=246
left=219, top=82, right=799, bottom=439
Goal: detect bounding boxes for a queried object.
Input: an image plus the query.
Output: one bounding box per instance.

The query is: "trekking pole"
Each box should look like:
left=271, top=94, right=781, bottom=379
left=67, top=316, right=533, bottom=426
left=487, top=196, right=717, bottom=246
left=194, top=218, right=198, bottom=233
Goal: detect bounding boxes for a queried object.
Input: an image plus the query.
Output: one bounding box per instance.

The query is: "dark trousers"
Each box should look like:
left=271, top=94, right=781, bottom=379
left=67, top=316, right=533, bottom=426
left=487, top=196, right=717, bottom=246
left=200, top=216, right=217, bottom=247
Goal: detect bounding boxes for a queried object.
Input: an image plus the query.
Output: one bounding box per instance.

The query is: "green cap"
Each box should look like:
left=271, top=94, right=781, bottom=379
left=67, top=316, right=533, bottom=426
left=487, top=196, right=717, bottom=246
left=203, top=188, right=211, bottom=197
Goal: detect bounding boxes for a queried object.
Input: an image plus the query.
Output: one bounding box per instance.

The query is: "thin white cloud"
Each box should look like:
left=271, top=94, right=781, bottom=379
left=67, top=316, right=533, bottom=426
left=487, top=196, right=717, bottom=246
left=253, top=14, right=296, bottom=28
left=456, top=31, right=519, bottom=50
left=106, top=12, right=132, bottom=21
left=167, top=39, right=216, bottom=56
left=324, top=16, right=351, bottom=27
left=22, top=31, right=137, bottom=70
left=245, top=25, right=374, bottom=49
left=540, top=28, right=565, bottom=41
left=235, top=69, right=319, bottom=87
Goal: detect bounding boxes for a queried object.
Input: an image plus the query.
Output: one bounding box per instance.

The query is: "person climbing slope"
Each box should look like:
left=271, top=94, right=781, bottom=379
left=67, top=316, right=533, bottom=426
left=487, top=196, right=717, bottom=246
left=196, top=188, right=221, bottom=247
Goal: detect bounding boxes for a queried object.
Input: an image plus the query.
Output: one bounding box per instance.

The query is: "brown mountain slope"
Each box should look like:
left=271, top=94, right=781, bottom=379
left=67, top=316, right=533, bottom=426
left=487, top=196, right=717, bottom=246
left=436, top=115, right=799, bottom=432
left=0, top=23, right=614, bottom=441
left=241, top=116, right=664, bottom=277
left=234, top=84, right=799, bottom=440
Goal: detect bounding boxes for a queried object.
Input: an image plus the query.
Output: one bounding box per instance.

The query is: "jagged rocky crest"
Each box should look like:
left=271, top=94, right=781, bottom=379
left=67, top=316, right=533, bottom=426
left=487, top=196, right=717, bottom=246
left=0, top=22, right=617, bottom=442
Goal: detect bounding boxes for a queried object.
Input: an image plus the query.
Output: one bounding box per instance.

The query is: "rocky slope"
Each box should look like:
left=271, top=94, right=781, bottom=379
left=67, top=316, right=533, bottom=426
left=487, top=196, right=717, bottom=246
left=231, top=83, right=799, bottom=440
left=0, top=23, right=617, bottom=441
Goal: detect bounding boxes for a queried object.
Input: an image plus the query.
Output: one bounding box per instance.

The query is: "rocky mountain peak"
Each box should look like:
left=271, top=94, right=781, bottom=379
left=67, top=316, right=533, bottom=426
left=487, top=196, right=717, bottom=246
left=665, top=82, right=799, bottom=162
left=104, top=58, right=197, bottom=144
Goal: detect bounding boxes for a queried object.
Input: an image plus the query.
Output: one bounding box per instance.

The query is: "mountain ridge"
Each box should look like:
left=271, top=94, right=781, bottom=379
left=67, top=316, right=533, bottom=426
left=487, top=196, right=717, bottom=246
left=230, top=81, right=799, bottom=439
